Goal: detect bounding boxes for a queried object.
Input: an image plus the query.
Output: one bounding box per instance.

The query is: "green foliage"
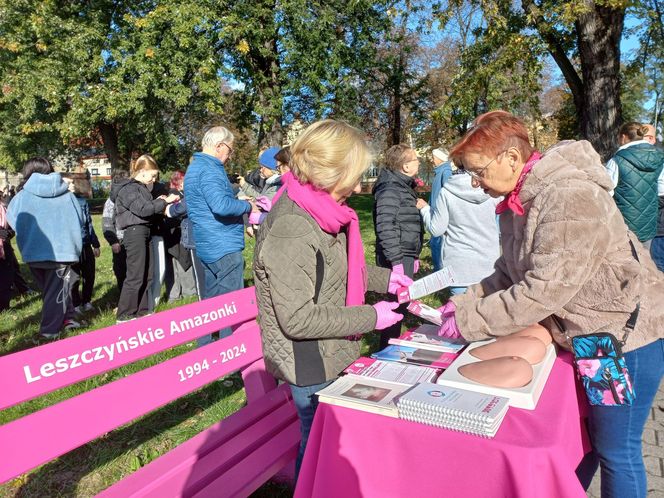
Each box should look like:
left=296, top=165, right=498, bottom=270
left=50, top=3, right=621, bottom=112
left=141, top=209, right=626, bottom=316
left=620, top=63, right=649, bottom=122
left=554, top=90, right=580, bottom=140
left=423, top=1, right=545, bottom=146
left=629, top=0, right=664, bottom=126
left=0, top=0, right=227, bottom=171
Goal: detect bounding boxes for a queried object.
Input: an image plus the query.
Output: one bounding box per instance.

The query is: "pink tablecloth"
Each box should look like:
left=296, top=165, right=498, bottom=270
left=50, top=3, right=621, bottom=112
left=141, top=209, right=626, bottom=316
left=295, top=352, right=590, bottom=498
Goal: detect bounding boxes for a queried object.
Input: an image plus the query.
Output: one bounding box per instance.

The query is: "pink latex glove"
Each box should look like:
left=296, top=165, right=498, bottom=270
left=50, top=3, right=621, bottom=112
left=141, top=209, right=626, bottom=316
left=388, top=271, right=413, bottom=294
left=372, top=301, right=403, bottom=330
left=248, top=211, right=266, bottom=225
left=392, top=263, right=404, bottom=274
left=437, top=301, right=461, bottom=338
left=413, top=259, right=420, bottom=274
left=255, top=196, right=272, bottom=212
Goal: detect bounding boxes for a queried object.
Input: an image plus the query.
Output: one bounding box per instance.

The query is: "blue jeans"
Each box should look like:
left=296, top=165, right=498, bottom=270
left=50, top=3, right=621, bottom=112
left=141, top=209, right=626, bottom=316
left=650, top=236, right=664, bottom=272
left=576, top=339, right=664, bottom=497
left=430, top=236, right=443, bottom=272
left=196, top=251, right=244, bottom=347
left=289, top=380, right=332, bottom=482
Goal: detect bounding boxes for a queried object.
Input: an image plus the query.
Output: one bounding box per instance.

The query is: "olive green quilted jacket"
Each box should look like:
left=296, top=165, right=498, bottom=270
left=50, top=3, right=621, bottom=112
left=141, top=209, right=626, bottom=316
left=253, top=194, right=390, bottom=386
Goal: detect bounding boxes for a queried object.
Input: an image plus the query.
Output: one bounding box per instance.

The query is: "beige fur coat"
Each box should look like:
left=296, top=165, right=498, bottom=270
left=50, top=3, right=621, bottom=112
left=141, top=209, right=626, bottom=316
left=452, top=140, right=663, bottom=352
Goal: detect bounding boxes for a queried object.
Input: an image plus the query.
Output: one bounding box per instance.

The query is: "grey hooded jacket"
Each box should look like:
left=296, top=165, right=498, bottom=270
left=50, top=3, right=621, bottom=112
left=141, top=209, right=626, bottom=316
left=420, top=171, right=501, bottom=286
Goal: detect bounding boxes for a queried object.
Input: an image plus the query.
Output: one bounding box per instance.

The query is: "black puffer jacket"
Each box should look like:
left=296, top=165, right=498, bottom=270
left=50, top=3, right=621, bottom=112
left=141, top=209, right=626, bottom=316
left=111, top=179, right=167, bottom=230
left=372, top=168, right=423, bottom=266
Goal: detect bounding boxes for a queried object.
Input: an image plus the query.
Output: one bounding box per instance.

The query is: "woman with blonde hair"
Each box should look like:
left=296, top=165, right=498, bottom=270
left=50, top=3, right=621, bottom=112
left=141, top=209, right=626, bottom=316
left=112, top=154, right=179, bottom=321
left=253, top=120, right=411, bottom=479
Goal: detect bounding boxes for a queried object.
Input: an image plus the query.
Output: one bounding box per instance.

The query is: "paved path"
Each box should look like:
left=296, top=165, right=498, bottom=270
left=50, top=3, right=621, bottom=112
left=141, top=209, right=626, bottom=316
left=587, top=380, right=664, bottom=497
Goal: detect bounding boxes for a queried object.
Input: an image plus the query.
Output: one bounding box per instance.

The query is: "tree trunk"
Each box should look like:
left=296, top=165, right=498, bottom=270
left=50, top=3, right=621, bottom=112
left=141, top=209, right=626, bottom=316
left=575, top=2, right=625, bottom=162
left=98, top=122, right=126, bottom=170
left=256, top=5, right=283, bottom=148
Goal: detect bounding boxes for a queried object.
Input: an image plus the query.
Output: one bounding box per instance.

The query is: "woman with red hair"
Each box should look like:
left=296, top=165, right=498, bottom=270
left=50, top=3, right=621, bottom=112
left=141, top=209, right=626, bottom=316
left=438, top=110, right=663, bottom=497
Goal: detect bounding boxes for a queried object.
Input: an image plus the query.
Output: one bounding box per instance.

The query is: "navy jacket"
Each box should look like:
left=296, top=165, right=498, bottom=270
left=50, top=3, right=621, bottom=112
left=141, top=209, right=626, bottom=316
left=183, top=152, right=251, bottom=263
left=76, top=196, right=100, bottom=248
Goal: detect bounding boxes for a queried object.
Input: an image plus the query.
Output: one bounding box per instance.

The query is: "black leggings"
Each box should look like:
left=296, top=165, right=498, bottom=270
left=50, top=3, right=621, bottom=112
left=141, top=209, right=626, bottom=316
left=71, top=244, right=96, bottom=306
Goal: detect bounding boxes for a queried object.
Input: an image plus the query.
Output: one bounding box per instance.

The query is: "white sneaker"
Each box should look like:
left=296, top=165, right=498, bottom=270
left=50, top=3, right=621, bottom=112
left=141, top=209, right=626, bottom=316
left=81, top=302, right=95, bottom=312
left=63, top=319, right=82, bottom=331
left=39, top=331, right=60, bottom=340
left=73, top=305, right=83, bottom=316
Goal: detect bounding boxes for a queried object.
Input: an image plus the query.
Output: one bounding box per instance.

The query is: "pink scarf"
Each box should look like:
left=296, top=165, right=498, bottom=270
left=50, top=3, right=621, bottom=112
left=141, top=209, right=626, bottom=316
left=0, top=203, right=6, bottom=259
left=272, top=172, right=367, bottom=306
left=495, top=151, right=542, bottom=216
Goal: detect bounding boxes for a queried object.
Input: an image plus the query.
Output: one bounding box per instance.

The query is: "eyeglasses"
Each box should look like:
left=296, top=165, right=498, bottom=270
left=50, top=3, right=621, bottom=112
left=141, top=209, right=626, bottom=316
left=219, top=142, right=234, bottom=156
left=464, top=151, right=505, bottom=180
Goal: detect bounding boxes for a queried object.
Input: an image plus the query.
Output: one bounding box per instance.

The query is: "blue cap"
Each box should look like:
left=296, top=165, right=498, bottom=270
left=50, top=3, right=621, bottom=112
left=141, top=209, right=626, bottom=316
left=259, top=146, right=281, bottom=170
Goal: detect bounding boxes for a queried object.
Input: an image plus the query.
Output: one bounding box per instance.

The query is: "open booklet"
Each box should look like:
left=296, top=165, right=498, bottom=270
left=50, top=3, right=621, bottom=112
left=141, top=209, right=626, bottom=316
left=397, top=267, right=465, bottom=303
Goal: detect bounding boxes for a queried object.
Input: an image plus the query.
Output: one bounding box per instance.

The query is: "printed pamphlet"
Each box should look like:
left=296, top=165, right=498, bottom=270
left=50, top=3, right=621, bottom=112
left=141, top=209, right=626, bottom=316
left=407, top=300, right=443, bottom=325
left=316, top=376, right=412, bottom=417
left=343, top=357, right=439, bottom=385
left=397, top=267, right=461, bottom=303
left=371, top=344, right=459, bottom=369
left=389, top=324, right=467, bottom=353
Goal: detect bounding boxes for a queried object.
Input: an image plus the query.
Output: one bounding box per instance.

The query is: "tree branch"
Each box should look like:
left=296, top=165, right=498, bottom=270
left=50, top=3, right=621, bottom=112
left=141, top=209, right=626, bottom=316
left=521, top=0, right=584, bottom=105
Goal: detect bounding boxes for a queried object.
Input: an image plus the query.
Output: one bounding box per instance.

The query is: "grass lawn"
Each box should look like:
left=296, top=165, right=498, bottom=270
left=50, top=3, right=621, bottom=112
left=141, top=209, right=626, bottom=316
left=0, top=194, right=446, bottom=497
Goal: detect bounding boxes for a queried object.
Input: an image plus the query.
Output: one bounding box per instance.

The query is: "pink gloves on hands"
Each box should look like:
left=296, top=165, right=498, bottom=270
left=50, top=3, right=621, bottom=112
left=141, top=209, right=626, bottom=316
left=248, top=196, right=272, bottom=225
left=437, top=301, right=461, bottom=339
left=388, top=270, right=413, bottom=295
left=255, top=196, right=272, bottom=212
left=373, top=301, right=403, bottom=330
left=392, top=263, right=404, bottom=275
left=248, top=211, right=266, bottom=225
left=413, top=259, right=420, bottom=274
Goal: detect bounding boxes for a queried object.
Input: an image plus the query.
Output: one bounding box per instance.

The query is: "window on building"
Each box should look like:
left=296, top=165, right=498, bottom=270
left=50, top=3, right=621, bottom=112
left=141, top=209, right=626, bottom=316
left=107, top=168, right=112, bottom=175
left=91, top=168, right=99, bottom=176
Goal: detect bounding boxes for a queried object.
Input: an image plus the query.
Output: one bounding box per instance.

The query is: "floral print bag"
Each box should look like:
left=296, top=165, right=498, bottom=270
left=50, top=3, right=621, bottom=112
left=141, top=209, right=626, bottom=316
left=571, top=332, right=636, bottom=406
left=557, top=238, right=641, bottom=407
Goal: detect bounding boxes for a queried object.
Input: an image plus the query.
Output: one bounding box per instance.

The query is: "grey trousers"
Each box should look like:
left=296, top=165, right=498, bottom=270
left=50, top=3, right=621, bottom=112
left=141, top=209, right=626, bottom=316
left=168, top=257, right=197, bottom=301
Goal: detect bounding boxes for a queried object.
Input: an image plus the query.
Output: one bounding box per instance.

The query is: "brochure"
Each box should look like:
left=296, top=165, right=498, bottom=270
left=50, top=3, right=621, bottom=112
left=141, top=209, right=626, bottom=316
left=388, top=324, right=467, bottom=353
left=343, top=357, right=439, bottom=385
left=316, top=376, right=412, bottom=417
left=407, top=300, right=443, bottom=325
left=371, top=345, right=459, bottom=369
left=397, top=267, right=461, bottom=303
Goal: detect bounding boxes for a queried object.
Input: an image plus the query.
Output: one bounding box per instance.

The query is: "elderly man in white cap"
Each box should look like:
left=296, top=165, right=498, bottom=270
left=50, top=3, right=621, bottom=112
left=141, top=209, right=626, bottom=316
left=429, top=148, right=452, bottom=271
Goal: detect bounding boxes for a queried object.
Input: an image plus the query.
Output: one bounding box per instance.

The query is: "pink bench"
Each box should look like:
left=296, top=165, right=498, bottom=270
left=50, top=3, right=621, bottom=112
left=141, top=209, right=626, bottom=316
left=0, top=287, right=299, bottom=496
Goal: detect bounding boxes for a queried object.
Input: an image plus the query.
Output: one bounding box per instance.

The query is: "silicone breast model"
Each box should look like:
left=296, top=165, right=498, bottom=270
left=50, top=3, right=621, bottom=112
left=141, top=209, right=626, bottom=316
left=502, top=324, right=553, bottom=346
left=470, top=336, right=547, bottom=365
left=458, top=356, right=534, bottom=388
